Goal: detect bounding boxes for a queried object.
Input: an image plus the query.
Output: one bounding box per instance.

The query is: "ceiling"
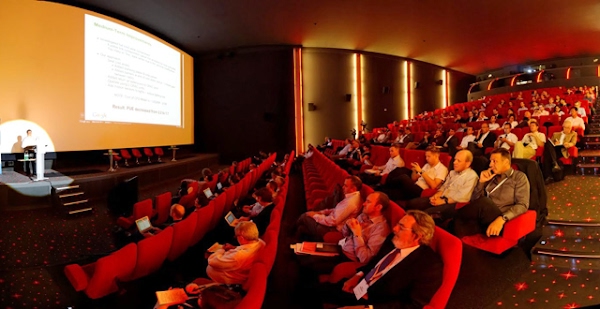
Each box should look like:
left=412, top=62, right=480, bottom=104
left=51, top=0, right=600, bottom=75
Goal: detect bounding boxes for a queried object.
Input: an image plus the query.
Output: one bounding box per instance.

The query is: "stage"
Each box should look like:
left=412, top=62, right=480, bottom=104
left=0, top=153, right=220, bottom=210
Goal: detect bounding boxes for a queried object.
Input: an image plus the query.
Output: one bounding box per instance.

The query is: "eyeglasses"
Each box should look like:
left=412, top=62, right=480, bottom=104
left=396, top=222, right=414, bottom=232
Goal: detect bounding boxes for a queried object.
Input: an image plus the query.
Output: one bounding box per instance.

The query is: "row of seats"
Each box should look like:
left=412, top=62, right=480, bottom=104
left=63, top=153, right=282, bottom=300
left=112, top=147, right=166, bottom=166
left=303, top=148, right=462, bottom=309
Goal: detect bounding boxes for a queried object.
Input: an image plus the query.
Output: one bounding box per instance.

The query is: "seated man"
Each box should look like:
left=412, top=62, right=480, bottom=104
left=297, top=192, right=391, bottom=273
left=440, top=128, right=459, bottom=157
left=296, top=176, right=363, bottom=241
left=330, top=139, right=353, bottom=159
left=317, top=137, right=333, bottom=152
left=494, top=123, right=518, bottom=150
left=543, top=120, right=577, bottom=183
left=386, top=146, right=448, bottom=201
left=405, top=150, right=478, bottom=224
left=312, top=210, right=442, bottom=309
left=564, top=107, right=586, bottom=131
left=140, top=204, right=186, bottom=237
left=405, top=131, right=430, bottom=149
left=455, top=148, right=530, bottom=238
left=394, top=128, right=414, bottom=147
left=360, top=144, right=405, bottom=185
left=513, top=119, right=546, bottom=159
left=488, top=115, right=500, bottom=130
left=456, top=127, right=475, bottom=151
left=467, top=123, right=496, bottom=157
left=233, top=188, right=275, bottom=236
left=206, top=221, right=265, bottom=285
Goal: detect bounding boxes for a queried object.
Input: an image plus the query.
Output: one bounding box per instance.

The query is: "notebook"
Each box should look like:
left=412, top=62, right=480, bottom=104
left=216, top=182, right=223, bottom=190
left=135, top=216, right=153, bottom=233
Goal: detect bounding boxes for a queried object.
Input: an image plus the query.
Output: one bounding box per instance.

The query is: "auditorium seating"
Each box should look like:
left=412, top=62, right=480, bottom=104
left=116, top=198, right=153, bottom=229
left=152, top=191, right=172, bottom=226
left=154, top=147, right=164, bottom=162
left=119, top=149, right=133, bottom=166
left=64, top=151, right=294, bottom=308
left=303, top=148, right=462, bottom=308
left=143, top=147, right=154, bottom=163
left=131, top=148, right=143, bottom=165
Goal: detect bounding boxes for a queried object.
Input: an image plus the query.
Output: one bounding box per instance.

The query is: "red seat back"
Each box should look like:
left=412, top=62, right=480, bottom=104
left=153, top=192, right=172, bottom=226
left=133, top=199, right=153, bottom=220
left=424, top=227, right=462, bottom=309
left=126, top=227, right=173, bottom=281
left=143, top=148, right=153, bottom=157
left=120, top=149, right=132, bottom=159
left=167, top=212, right=197, bottom=261
left=131, top=149, right=142, bottom=158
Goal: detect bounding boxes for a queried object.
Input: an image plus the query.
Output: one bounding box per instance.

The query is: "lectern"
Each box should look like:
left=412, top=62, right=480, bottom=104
left=34, top=139, right=47, bottom=181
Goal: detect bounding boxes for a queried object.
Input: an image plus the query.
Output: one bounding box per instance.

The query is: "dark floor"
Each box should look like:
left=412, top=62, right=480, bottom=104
left=1, top=167, right=600, bottom=308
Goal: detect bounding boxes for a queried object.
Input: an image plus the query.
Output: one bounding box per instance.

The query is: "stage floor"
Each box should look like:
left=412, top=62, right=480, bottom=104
left=0, top=153, right=220, bottom=210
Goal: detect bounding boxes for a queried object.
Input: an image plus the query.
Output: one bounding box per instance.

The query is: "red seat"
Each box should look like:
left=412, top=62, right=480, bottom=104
left=123, top=226, right=173, bottom=281
left=152, top=192, right=172, bottom=226
left=191, top=204, right=214, bottom=244
left=63, top=243, right=137, bottom=299
left=116, top=199, right=153, bottom=229
left=143, top=147, right=154, bottom=163
left=120, top=149, right=132, bottom=166
left=424, top=227, right=462, bottom=309
left=167, top=212, right=197, bottom=261
left=112, top=153, right=122, bottom=169
left=461, top=210, right=537, bottom=255
left=154, top=147, right=164, bottom=162
left=178, top=192, right=196, bottom=210
left=131, top=149, right=143, bottom=164
left=235, top=262, right=268, bottom=308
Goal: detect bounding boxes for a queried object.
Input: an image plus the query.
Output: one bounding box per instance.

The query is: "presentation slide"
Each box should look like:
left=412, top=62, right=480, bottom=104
left=0, top=0, right=194, bottom=152
left=84, top=14, right=182, bottom=127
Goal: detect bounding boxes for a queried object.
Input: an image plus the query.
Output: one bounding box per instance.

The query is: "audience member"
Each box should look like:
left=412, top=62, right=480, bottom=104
left=312, top=210, right=442, bottom=309
left=296, top=176, right=363, bottom=241
left=504, top=114, right=518, bottom=129
left=513, top=120, right=545, bottom=159
left=564, top=107, right=586, bottom=131
left=532, top=106, right=549, bottom=117
left=206, top=221, right=265, bottom=285
left=441, top=128, right=459, bottom=157
left=297, top=192, right=391, bottom=273
left=387, top=146, right=448, bottom=201
left=488, top=116, right=500, bottom=130
left=455, top=148, right=530, bottom=237
left=405, top=150, right=478, bottom=224
left=574, top=101, right=587, bottom=118
left=361, top=144, right=405, bottom=184
left=542, top=121, right=577, bottom=183
left=317, top=137, right=333, bottom=152
left=394, top=128, right=414, bottom=147
left=467, top=123, right=496, bottom=156
left=142, top=204, right=186, bottom=237
left=457, top=127, right=475, bottom=151
left=494, top=123, right=518, bottom=150
left=233, top=187, right=275, bottom=235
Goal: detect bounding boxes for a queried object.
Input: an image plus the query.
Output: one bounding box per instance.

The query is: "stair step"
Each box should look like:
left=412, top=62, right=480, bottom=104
left=68, top=207, right=93, bottom=215
left=59, top=192, right=84, bottom=199
left=578, top=150, right=600, bottom=156
left=576, top=163, right=600, bottom=168
left=55, top=185, right=80, bottom=191
left=585, top=141, right=600, bottom=145
left=63, top=199, right=89, bottom=206
left=532, top=233, right=600, bottom=269
left=584, top=134, right=600, bottom=138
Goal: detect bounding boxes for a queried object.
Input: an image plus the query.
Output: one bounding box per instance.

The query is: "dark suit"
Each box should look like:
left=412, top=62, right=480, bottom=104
left=397, top=133, right=415, bottom=147
left=441, top=135, right=459, bottom=157
left=316, top=235, right=443, bottom=309
left=468, top=131, right=496, bottom=156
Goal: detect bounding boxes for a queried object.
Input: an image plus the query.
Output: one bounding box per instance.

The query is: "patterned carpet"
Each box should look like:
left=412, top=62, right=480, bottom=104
left=546, top=175, right=600, bottom=222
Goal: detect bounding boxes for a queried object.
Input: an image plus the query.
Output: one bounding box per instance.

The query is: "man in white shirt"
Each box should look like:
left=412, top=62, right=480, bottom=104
left=296, top=176, right=363, bottom=241
left=388, top=146, right=448, bottom=201
left=21, top=129, right=37, bottom=176
left=513, top=120, right=546, bottom=159
left=457, top=127, right=475, bottom=150
left=574, top=101, right=587, bottom=118
left=564, top=107, right=586, bottom=131
left=206, top=221, right=265, bottom=285
left=362, top=144, right=405, bottom=185
left=406, top=150, right=479, bottom=224
left=488, top=116, right=500, bottom=130
left=495, top=123, right=518, bottom=150
left=517, top=101, right=528, bottom=112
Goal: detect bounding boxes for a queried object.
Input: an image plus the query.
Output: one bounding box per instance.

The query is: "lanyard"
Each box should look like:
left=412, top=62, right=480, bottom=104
left=485, top=169, right=513, bottom=197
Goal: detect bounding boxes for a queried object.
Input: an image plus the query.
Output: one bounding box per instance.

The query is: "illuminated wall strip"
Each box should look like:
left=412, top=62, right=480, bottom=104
left=566, top=67, right=572, bottom=80
left=536, top=70, right=544, bottom=83
left=407, top=61, right=412, bottom=119
left=487, top=78, right=496, bottom=91
left=597, top=65, right=600, bottom=77
left=356, top=54, right=363, bottom=135
left=441, top=69, right=448, bottom=108
left=510, top=74, right=519, bottom=86
left=402, top=61, right=409, bottom=120
left=445, top=70, right=450, bottom=108
left=292, top=48, right=304, bottom=154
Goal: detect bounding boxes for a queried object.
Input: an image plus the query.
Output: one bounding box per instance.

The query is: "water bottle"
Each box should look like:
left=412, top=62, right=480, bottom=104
left=24, top=152, right=29, bottom=160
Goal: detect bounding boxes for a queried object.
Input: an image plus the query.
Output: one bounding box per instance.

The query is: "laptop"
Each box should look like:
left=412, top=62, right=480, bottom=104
left=224, top=211, right=237, bottom=226
left=216, top=182, right=223, bottom=191
left=203, top=188, right=215, bottom=199
left=135, top=216, right=153, bottom=233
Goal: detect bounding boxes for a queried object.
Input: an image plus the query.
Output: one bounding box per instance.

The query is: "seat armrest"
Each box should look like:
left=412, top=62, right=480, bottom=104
left=64, top=264, right=89, bottom=291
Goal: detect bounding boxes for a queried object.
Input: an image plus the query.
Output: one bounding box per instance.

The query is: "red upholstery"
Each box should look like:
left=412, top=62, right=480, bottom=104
left=167, top=212, right=197, bottom=261
left=119, top=149, right=132, bottom=166
left=235, top=262, right=268, bottom=308
left=116, top=198, right=153, bottom=229
left=154, top=147, right=164, bottom=157
left=153, top=192, right=172, bottom=226
left=210, top=195, right=227, bottom=228
left=178, top=192, right=196, bottom=210
left=124, top=227, right=173, bottom=281
left=143, top=147, right=154, bottom=163
left=131, top=149, right=142, bottom=164
left=258, top=229, right=278, bottom=273
left=461, top=210, right=536, bottom=255
left=191, top=204, right=214, bottom=244
left=63, top=243, right=137, bottom=299
left=424, top=227, right=462, bottom=309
